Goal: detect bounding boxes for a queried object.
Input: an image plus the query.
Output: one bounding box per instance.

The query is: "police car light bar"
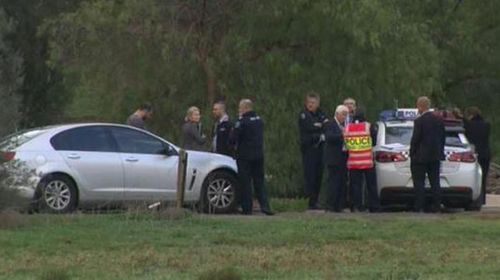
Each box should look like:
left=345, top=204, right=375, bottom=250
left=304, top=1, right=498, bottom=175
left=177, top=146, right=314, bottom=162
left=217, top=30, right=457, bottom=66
left=379, top=109, right=420, bottom=122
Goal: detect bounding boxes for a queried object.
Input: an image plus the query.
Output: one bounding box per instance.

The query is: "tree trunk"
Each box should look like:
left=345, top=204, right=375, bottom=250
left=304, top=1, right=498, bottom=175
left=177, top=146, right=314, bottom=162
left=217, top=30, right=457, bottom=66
left=197, top=47, right=217, bottom=105
left=202, top=58, right=216, bottom=105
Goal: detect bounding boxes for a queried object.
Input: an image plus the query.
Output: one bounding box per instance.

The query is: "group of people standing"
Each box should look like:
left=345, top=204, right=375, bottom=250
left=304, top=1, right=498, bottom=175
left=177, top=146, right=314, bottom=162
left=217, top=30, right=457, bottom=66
left=300, top=94, right=492, bottom=213
left=299, top=93, right=380, bottom=213
left=127, top=99, right=274, bottom=215
left=126, top=92, right=491, bottom=215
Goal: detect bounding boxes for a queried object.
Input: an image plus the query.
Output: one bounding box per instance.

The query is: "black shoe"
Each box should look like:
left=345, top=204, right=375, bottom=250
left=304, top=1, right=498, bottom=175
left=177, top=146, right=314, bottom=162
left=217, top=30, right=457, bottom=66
left=262, top=210, right=275, bottom=216
left=429, top=205, right=441, bottom=213
left=241, top=211, right=252, bottom=215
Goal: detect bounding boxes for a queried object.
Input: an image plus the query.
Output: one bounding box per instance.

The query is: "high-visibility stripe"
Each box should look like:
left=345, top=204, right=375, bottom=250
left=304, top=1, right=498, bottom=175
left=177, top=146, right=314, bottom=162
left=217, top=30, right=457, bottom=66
left=349, top=160, right=374, bottom=165
left=344, top=131, right=367, bottom=136
left=348, top=161, right=374, bottom=168
left=344, top=122, right=374, bottom=170
left=349, top=153, right=372, bottom=159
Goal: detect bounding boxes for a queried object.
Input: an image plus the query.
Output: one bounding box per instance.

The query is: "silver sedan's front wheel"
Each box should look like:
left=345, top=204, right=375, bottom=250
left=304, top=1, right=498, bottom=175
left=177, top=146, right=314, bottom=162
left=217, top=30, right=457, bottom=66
left=207, top=178, right=235, bottom=210
left=201, top=171, right=239, bottom=214
left=39, top=175, right=77, bottom=213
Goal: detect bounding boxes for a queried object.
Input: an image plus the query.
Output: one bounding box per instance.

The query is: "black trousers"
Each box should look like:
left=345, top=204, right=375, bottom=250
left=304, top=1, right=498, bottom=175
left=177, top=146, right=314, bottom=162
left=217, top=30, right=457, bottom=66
left=349, top=168, right=380, bottom=211
left=479, top=158, right=490, bottom=205
left=411, top=161, right=441, bottom=211
left=326, top=164, right=347, bottom=212
left=237, top=158, right=271, bottom=214
left=301, top=146, right=324, bottom=207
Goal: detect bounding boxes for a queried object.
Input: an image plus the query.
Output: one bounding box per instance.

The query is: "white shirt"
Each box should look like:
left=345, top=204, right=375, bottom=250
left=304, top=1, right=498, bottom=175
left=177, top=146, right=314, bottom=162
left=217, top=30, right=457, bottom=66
left=212, top=114, right=229, bottom=152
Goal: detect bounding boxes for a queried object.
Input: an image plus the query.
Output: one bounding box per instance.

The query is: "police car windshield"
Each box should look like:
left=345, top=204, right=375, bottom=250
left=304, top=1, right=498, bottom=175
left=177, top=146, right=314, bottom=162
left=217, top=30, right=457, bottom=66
left=445, top=132, right=468, bottom=147
left=384, top=126, right=468, bottom=147
left=385, top=127, right=412, bottom=145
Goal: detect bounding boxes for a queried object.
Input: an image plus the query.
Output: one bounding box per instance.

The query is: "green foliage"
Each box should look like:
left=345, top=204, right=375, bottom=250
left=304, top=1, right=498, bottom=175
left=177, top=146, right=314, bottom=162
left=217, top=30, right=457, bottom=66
left=1, top=0, right=83, bottom=128
left=0, top=164, right=31, bottom=212
left=41, top=0, right=205, bottom=141
left=3, top=0, right=499, bottom=197
left=0, top=8, right=23, bottom=137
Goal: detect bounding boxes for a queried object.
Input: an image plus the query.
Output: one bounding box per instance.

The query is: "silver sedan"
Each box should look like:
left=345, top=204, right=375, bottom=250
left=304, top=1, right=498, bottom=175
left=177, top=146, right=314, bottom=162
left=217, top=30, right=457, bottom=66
left=0, top=123, right=239, bottom=213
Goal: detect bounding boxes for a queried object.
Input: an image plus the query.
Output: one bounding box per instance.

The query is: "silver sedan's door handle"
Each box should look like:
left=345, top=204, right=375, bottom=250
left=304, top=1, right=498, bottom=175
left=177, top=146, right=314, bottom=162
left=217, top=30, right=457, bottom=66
left=125, top=157, right=139, bottom=162
left=67, top=153, right=81, bottom=159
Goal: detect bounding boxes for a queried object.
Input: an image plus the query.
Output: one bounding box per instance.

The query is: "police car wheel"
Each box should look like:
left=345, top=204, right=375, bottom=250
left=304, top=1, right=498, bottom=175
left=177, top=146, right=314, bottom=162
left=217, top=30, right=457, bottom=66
left=465, top=197, right=482, bottom=211
left=199, top=171, right=238, bottom=214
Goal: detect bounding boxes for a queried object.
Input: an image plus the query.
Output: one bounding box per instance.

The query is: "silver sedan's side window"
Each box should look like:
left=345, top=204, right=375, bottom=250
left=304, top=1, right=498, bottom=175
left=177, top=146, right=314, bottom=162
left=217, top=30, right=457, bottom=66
left=50, top=126, right=115, bottom=152
left=110, top=127, right=166, bottom=155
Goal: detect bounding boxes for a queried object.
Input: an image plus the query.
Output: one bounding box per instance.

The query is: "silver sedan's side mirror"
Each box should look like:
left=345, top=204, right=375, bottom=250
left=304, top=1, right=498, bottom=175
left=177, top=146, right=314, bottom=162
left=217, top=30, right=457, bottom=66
left=163, top=145, right=178, bottom=157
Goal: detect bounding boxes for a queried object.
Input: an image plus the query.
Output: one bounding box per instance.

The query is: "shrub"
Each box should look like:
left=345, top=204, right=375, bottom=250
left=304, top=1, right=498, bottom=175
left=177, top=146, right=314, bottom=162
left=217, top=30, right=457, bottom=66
left=0, top=164, right=31, bottom=212
left=0, top=162, right=32, bottom=229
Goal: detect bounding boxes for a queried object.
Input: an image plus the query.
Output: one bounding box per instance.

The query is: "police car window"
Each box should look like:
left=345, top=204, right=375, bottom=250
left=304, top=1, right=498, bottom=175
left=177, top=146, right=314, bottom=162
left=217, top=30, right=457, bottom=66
left=385, top=127, right=413, bottom=145
left=445, top=132, right=467, bottom=147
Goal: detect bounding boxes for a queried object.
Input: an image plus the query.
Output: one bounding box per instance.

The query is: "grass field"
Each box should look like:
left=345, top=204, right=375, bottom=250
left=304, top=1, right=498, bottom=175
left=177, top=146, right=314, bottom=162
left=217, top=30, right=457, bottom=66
left=1, top=208, right=500, bottom=280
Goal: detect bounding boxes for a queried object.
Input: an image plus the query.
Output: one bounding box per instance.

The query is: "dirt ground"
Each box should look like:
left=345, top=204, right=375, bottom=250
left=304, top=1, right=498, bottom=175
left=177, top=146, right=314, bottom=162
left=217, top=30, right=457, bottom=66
left=485, top=194, right=500, bottom=208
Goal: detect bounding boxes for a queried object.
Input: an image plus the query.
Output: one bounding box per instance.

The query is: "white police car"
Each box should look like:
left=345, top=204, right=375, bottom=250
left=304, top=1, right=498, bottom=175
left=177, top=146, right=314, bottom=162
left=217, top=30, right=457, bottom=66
left=374, top=109, right=483, bottom=210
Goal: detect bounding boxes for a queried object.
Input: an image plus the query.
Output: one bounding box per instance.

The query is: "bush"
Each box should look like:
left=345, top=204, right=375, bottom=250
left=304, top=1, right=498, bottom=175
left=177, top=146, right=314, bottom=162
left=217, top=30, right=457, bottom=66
left=0, top=181, right=25, bottom=212
left=0, top=169, right=27, bottom=229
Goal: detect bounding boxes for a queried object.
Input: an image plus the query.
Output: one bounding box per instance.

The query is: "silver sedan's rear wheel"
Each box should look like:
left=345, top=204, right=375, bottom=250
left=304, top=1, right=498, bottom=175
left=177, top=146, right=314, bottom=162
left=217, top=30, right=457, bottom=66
left=200, top=171, right=238, bottom=214
left=39, top=175, right=77, bottom=213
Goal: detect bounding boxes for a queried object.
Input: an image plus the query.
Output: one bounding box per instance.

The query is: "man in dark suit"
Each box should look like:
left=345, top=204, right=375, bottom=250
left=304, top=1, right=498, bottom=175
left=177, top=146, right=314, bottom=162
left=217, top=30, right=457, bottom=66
left=465, top=106, right=491, bottom=204
left=324, top=105, right=349, bottom=212
left=410, top=96, right=445, bottom=212
left=231, top=99, right=273, bottom=216
left=298, top=92, right=328, bottom=209
left=212, top=101, right=234, bottom=157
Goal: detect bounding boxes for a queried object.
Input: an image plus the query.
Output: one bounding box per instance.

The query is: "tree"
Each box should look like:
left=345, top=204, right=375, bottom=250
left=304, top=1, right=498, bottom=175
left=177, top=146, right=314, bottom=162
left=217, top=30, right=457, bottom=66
left=0, top=8, right=23, bottom=137
left=41, top=0, right=499, bottom=197
left=1, top=0, right=82, bottom=128
left=174, top=0, right=243, bottom=105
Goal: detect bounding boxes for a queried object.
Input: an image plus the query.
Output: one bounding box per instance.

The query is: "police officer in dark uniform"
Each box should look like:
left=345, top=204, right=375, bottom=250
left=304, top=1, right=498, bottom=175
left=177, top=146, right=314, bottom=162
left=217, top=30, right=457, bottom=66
left=299, top=92, right=328, bottom=209
left=465, top=106, right=491, bottom=205
left=212, top=101, right=234, bottom=157
left=231, top=99, right=274, bottom=215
